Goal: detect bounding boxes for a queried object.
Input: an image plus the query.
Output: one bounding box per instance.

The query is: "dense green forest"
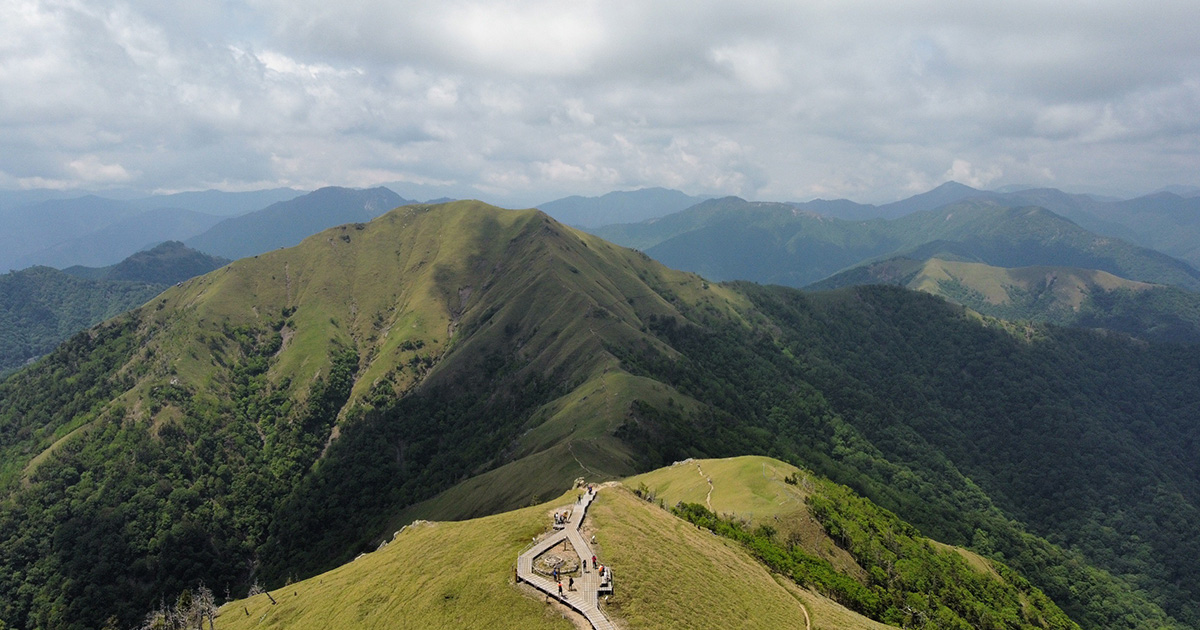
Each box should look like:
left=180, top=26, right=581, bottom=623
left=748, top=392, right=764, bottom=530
left=0, top=203, right=1196, bottom=629
left=610, top=284, right=1198, bottom=628
left=0, top=242, right=227, bottom=375
left=0, top=267, right=162, bottom=375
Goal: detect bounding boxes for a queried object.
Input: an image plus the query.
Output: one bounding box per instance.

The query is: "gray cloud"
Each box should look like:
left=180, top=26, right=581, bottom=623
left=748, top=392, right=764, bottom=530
left=2, top=0, right=1198, bottom=204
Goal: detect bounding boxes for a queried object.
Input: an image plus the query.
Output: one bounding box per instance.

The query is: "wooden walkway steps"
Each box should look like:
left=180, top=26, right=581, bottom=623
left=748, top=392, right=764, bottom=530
left=516, top=488, right=614, bottom=630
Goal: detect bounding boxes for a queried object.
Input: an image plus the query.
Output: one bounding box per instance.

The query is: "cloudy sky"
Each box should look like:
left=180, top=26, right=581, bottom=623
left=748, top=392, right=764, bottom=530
left=2, top=0, right=1199, bottom=205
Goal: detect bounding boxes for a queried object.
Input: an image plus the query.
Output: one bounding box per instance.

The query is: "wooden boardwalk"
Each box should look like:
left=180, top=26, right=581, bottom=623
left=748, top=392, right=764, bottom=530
left=516, top=488, right=615, bottom=630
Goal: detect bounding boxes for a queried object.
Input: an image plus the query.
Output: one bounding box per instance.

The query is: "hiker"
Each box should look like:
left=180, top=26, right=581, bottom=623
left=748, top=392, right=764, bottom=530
left=569, top=576, right=575, bottom=591
left=592, top=555, right=597, bottom=569
left=558, top=582, right=563, bottom=597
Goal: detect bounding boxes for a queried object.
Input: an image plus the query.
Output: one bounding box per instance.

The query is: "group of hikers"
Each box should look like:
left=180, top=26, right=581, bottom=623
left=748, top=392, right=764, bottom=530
left=549, top=483, right=606, bottom=600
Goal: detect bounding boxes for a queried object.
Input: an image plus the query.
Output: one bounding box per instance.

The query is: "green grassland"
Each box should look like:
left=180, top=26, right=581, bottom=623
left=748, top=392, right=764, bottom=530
left=219, top=456, right=1068, bottom=630
left=218, top=460, right=896, bottom=630
left=218, top=498, right=573, bottom=630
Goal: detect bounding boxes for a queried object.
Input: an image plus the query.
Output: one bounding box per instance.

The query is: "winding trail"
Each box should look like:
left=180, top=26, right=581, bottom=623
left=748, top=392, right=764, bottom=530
left=696, top=461, right=714, bottom=511
left=516, top=488, right=614, bottom=630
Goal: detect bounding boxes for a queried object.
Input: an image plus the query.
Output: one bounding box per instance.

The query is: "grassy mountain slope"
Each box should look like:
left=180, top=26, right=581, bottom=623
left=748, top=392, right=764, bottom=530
left=0, top=201, right=734, bottom=628
left=810, top=257, right=1200, bottom=343
left=624, top=456, right=1073, bottom=629
left=2, top=201, right=1198, bottom=629
left=220, top=485, right=839, bottom=630
left=220, top=456, right=1072, bottom=630
left=186, top=186, right=410, bottom=260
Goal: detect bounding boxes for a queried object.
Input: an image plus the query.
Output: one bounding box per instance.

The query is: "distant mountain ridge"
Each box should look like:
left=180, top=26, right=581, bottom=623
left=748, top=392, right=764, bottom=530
left=592, top=197, right=1200, bottom=292
left=0, top=188, right=304, bottom=271
left=10, top=207, right=225, bottom=270
left=538, top=187, right=711, bottom=228
left=788, top=182, right=1200, bottom=269
left=185, top=186, right=410, bottom=260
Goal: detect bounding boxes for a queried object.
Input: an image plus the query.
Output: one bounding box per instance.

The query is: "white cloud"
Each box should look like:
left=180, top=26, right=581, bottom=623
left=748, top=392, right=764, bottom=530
left=67, top=155, right=135, bottom=183
left=943, top=159, right=1001, bottom=189
left=709, top=42, right=787, bottom=92
left=1, top=0, right=1198, bottom=204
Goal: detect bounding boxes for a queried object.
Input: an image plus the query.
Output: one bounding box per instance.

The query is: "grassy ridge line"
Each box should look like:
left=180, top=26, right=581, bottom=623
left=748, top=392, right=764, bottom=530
left=219, top=497, right=573, bottom=630
left=219, top=481, right=885, bottom=630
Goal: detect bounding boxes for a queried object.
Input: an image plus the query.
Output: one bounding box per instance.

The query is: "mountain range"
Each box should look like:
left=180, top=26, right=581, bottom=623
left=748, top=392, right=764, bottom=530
left=593, top=196, right=1200, bottom=291
left=0, top=189, right=303, bottom=271
left=0, top=201, right=1197, bottom=629
left=785, top=182, right=1200, bottom=269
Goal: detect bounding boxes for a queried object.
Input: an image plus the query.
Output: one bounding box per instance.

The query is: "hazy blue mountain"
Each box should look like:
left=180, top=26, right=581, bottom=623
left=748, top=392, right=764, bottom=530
left=1155, top=185, right=1200, bottom=197
left=0, top=189, right=299, bottom=270
left=792, top=197, right=877, bottom=220
left=874, top=180, right=984, bottom=218
left=1084, top=193, right=1200, bottom=266
left=128, top=188, right=305, bottom=216
left=953, top=189, right=1200, bottom=269
left=186, top=186, right=410, bottom=260
left=0, top=196, right=141, bottom=271
left=594, top=197, right=1200, bottom=290
left=0, top=189, right=109, bottom=211
left=11, top=207, right=224, bottom=269
left=786, top=181, right=986, bottom=221
left=538, top=187, right=711, bottom=228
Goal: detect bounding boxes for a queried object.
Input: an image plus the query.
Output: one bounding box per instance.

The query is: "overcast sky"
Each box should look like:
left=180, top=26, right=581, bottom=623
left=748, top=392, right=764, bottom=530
left=2, top=0, right=1198, bottom=205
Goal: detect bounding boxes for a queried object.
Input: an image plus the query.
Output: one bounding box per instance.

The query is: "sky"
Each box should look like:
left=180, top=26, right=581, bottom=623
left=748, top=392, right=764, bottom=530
left=2, top=0, right=1199, bottom=206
